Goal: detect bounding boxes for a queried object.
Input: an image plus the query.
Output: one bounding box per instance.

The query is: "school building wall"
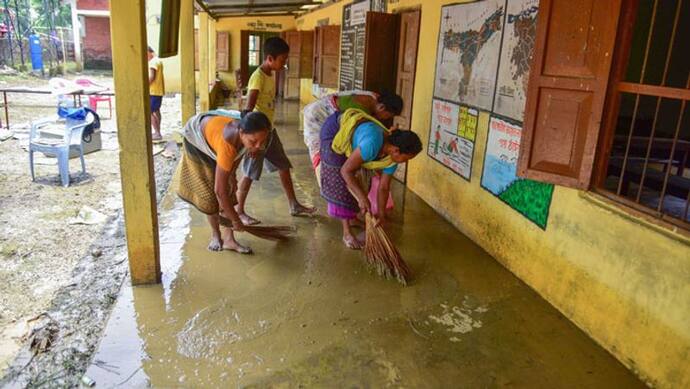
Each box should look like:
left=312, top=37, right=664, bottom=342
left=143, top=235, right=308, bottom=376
left=145, top=0, right=296, bottom=96
left=214, top=15, right=296, bottom=90
left=297, top=1, right=689, bottom=388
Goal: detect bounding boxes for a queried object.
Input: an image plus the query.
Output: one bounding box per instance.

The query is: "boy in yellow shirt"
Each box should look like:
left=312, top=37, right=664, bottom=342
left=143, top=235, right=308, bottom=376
left=237, top=37, right=315, bottom=224
left=148, top=46, right=165, bottom=141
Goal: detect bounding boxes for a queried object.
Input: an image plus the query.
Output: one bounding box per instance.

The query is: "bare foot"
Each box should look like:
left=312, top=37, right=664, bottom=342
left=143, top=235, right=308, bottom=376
left=207, top=236, right=222, bottom=251
left=290, top=203, right=317, bottom=217
left=223, top=240, right=253, bottom=254
left=343, top=234, right=364, bottom=250
left=349, top=218, right=364, bottom=229
left=238, top=213, right=261, bottom=226
left=152, top=132, right=163, bottom=142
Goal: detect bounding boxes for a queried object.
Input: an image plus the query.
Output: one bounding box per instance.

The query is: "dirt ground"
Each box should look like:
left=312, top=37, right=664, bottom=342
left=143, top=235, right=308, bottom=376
left=0, top=72, right=181, bottom=385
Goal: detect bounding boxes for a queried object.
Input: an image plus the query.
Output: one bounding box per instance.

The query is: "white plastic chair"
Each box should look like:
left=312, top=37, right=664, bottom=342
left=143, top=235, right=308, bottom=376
left=29, top=113, right=95, bottom=187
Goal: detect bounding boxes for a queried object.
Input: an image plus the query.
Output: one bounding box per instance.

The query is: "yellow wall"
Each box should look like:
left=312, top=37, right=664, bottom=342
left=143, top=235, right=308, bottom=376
left=214, top=15, right=297, bottom=89
left=297, top=1, right=690, bottom=388
left=145, top=6, right=295, bottom=93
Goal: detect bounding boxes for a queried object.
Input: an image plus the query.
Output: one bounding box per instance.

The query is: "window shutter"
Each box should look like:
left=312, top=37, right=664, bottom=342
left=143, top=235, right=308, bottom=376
left=518, top=0, right=623, bottom=189
left=313, top=27, right=322, bottom=84
left=216, top=31, right=229, bottom=72
left=319, top=25, right=341, bottom=88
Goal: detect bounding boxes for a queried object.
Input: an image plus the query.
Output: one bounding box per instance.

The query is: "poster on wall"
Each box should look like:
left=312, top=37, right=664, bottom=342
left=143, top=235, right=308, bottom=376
left=432, top=0, right=505, bottom=110
left=428, top=99, right=476, bottom=180
left=493, top=0, right=539, bottom=121
left=481, top=116, right=554, bottom=229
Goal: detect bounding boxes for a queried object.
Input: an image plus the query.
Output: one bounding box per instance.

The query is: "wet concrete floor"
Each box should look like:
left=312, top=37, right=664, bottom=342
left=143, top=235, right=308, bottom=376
left=85, top=103, right=645, bottom=388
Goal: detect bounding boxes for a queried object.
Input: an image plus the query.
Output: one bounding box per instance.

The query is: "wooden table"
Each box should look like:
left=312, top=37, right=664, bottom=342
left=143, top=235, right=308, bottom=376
left=0, top=87, right=115, bottom=129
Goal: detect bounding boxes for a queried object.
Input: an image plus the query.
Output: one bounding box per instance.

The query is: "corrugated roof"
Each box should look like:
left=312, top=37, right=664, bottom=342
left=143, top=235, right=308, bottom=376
left=196, top=0, right=328, bottom=18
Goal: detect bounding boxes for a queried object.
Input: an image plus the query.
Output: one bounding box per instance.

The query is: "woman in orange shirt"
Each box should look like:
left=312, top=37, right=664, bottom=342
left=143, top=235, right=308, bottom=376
left=176, top=111, right=270, bottom=254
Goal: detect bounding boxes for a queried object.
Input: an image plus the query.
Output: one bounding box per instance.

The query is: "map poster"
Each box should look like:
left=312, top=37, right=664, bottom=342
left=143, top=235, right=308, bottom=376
left=493, top=0, right=539, bottom=121
left=433, top=0, right=505, bottom=110
left=481, top=116, right=554, bottom=229
left=428, top=99, right=474, bottom=180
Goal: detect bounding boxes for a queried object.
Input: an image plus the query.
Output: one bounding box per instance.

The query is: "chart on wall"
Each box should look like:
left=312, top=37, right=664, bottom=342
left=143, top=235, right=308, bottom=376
left=481, top=116, right=553, bottom=229
left=428, top=99, right=477, bottom=180
left=433, top=0, right=505, bottom=110
left=339, top=0, right=370, bottom=91
left=493, top=0, right=539, bottom=121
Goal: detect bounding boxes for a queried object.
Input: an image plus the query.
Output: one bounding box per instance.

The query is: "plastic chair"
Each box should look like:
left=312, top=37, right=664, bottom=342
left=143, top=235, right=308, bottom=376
left=74, top=78, right=113, bottom=119
left=29, top=113, right=95, bottom=187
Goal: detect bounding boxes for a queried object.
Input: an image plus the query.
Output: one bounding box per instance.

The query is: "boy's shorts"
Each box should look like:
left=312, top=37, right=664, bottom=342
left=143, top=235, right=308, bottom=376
left=242, top=129, right=292, bottom=181
left=150, top=95, right=163, bottom=113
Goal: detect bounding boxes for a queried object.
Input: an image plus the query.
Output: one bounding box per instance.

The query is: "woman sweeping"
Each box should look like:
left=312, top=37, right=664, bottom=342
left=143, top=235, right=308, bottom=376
left=176, top=111, right=270, bottom=254
left=320, top=108, right=422, bottom=249
left=303, top=90, right=404, bottom=177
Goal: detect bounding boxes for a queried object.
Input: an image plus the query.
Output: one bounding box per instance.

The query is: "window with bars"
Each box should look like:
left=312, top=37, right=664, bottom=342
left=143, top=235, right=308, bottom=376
left=597, top=0, right=690, bottom=229
left=248, top=34, right=261, bottom=67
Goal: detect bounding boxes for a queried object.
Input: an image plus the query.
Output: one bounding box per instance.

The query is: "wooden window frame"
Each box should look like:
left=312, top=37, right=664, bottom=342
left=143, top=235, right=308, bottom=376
left=592, top=0, right=690, bottom=231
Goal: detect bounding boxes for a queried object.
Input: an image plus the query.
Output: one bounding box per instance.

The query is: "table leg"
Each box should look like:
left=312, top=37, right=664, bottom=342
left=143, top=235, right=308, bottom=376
left=3, top=92, right=8, bottom=130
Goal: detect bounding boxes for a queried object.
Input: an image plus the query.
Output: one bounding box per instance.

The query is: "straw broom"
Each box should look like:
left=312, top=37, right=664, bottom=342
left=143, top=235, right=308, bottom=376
left=219, top=216, right=295, bottom=241
left=364, top=213, right=411, bottom=285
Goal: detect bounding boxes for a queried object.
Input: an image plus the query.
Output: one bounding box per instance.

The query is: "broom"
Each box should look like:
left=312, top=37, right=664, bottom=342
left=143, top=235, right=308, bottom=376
left=364, top=212, right=411, bottom=285
left=219, top=216, right=295, bottom=241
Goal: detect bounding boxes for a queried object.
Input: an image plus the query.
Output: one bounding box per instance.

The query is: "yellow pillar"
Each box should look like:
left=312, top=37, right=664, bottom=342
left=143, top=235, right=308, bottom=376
left=209, top=18, right=217, bottom=82
left=180, top=0, right=196, bottom=123
left=199, top=12, right=210, bottom=112
left=109, top=0, right=161, bottom=285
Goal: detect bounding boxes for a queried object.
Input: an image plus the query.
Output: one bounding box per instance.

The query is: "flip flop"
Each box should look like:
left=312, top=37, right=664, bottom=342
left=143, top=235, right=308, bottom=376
left=290, top=205, right=317, bottom=217
left=343, top=236, right=363, bottom=250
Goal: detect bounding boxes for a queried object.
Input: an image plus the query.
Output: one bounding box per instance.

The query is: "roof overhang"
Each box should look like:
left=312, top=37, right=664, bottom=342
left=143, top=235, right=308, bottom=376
left=195, top=0, right=327, bottom=18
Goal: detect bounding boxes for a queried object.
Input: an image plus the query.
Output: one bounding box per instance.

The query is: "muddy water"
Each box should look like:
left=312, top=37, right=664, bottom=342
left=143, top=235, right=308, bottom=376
left=85, top=103, right=645, bottom=388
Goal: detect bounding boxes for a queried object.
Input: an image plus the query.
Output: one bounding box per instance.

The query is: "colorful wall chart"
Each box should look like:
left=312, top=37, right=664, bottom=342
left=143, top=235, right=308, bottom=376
left=428, top=99, right=476, bottom=180
left=481, top=116, right=553, bottom=229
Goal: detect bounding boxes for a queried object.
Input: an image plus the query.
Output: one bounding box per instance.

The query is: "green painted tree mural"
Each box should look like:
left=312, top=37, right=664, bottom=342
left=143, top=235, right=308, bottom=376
left=497, top=179, right=554, bottom=229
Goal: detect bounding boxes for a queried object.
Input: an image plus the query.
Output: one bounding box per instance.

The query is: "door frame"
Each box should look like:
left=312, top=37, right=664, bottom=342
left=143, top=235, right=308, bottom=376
left=393, top=7, right=422, bottom=184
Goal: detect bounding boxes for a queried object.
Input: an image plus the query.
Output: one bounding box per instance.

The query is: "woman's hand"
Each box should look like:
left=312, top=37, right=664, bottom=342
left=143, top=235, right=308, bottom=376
left=357, top=196, right=372, bottom=215
left=231, top=216, right=246, bottom=232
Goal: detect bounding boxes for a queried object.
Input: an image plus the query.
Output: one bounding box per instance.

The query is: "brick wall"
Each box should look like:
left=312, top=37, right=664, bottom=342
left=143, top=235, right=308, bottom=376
left=76, top=0, right=108, bottom=11
left=83, top=16, right=111, bottom=69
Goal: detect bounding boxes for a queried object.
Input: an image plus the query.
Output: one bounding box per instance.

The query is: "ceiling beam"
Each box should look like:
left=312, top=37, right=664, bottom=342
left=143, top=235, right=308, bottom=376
left=207, top=1, right=320, bottom=9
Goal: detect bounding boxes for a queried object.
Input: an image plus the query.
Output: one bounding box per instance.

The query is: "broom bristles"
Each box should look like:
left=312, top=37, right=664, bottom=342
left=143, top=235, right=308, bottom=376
left=364, top=213, right=411, bottom=285
left=219, top=216, right=295, bottom=241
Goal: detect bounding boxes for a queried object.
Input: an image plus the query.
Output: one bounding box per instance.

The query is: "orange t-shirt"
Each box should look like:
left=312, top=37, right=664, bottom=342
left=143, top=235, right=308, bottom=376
left=203, top=116, right=238, bottom=172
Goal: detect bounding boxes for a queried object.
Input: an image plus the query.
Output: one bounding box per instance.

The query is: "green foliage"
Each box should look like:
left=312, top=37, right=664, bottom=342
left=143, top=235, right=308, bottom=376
left=498, top=179, right=554, bottom=229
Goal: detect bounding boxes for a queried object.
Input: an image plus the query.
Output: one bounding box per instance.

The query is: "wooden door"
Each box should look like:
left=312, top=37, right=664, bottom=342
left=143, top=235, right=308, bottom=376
left=393, top=10, right=421, bottom=183
left=240, top=30, right=249, bottom=87
left=283, top=30, right=299, bottom=99
left=363, top=12, right=399, bottom=94
left=518, top=0, right=623, bottom=189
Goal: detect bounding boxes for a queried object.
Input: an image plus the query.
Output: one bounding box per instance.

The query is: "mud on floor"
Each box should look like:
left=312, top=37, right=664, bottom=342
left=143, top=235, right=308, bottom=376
left=0, top=72, right=183, bottom=386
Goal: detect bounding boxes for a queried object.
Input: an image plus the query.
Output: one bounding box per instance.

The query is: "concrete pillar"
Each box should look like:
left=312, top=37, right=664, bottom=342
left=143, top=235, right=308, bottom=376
left=198, top=12, right=210, bottom=112
left=109, top=0, right=161, bottom=285
left=179, top=0, right=196, bottom=123
left=208, top=17, right=217, bottom=82
left=69, top=0, right=82, bottom=71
